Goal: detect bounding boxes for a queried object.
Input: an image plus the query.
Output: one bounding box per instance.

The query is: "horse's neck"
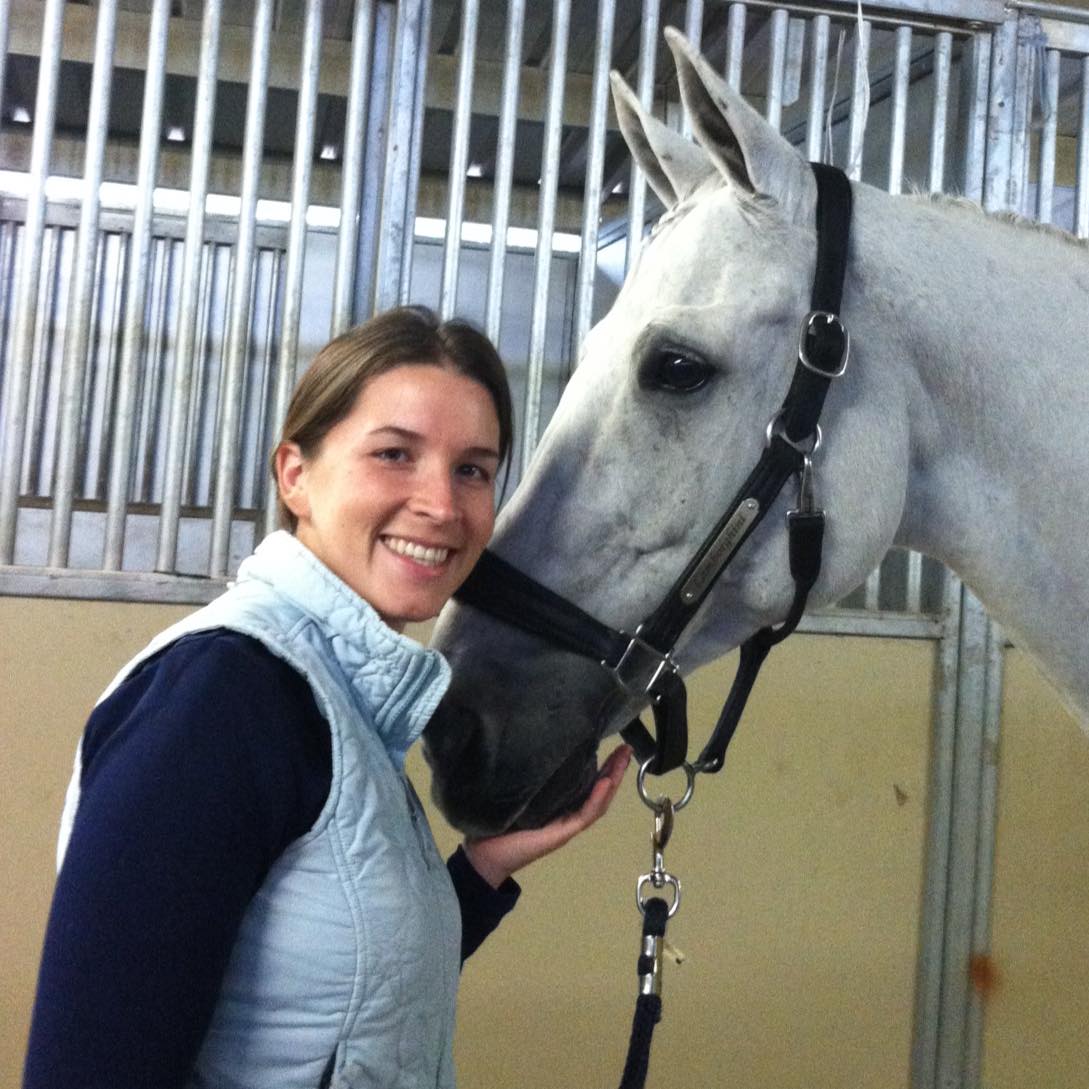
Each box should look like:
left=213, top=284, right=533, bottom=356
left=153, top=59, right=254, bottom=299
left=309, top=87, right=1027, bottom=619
left=854, top=187, right=1089, bottom=721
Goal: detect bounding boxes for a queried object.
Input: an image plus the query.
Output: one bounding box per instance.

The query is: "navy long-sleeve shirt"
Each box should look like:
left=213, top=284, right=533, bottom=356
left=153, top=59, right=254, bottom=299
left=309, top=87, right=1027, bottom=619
left=24, top=630, right=518, bottom=1089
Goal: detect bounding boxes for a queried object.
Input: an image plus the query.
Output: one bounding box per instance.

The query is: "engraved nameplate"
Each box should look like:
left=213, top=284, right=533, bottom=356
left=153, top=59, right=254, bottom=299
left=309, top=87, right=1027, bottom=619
left=679, top=498, right=760, bottom=604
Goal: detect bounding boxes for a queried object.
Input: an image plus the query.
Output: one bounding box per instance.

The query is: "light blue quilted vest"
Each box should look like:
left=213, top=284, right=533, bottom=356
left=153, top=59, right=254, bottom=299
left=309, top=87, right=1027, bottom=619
left=58, top=531, right=462, bottom=1088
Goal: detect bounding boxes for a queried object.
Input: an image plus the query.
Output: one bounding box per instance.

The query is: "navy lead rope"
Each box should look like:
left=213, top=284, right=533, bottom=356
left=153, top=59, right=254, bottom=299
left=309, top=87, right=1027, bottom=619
left=618, top=897, right=669, bottom=1089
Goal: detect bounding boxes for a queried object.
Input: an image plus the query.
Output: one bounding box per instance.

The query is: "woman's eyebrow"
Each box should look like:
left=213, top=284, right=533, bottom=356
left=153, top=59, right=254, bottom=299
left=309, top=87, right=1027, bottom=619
left=367, top=426, right=500, bottom=461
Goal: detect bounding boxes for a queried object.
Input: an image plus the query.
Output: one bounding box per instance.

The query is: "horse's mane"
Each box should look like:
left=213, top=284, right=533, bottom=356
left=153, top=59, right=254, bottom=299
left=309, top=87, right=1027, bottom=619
left=912, top=188, right=1089, bottom=252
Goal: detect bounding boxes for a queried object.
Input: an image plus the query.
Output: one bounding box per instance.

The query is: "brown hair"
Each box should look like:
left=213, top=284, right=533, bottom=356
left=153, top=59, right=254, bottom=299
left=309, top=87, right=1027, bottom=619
left=271, top=305, right=514, bottom=531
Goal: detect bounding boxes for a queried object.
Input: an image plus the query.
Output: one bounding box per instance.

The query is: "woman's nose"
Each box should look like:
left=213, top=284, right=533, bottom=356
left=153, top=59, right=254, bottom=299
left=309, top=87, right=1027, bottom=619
left=410, top=465, right=457, bottom=521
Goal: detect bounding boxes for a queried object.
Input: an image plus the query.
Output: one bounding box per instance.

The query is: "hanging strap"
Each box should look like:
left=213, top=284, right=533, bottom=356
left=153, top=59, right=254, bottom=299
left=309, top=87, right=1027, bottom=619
left=617, top=897, right=669, bottom=1089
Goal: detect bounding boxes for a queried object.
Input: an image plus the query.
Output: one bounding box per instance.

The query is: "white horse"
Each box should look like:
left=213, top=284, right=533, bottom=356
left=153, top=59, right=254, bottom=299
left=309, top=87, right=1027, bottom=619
left=424, top=29, right=1089, bottom=836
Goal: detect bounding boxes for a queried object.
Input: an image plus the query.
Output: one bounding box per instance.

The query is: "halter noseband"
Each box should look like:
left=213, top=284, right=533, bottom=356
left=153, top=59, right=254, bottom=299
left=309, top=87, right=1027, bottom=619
left=454, top=163, right=852, bottom=778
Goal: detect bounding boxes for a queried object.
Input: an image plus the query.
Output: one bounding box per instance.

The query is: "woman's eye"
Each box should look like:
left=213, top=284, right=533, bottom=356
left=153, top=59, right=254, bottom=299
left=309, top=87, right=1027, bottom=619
left=642, top=349, right=715, bottom=393
left=374, top=447, right=409, bottom=463
left=457, top=463, right=492, bottom=483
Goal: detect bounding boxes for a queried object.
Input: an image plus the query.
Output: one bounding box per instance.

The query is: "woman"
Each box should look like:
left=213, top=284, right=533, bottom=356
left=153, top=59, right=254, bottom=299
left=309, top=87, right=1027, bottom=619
left=24, top=306, right=630, bottom=1088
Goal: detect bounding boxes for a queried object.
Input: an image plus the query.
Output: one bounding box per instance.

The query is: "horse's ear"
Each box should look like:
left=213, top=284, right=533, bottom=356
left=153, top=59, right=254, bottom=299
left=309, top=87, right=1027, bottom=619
left=609, top=70, right=715, bottom=209
left=664, top=27, right=812, bottom=215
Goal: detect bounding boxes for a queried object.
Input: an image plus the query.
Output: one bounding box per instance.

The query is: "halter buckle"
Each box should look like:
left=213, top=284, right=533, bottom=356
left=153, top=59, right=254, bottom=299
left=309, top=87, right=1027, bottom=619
left=798, top=310, right=849, bottom=378
left=605, top=628, right=678, bottom=703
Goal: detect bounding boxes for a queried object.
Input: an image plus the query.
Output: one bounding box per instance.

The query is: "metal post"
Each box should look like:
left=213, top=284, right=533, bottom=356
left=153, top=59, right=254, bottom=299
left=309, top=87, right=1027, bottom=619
left=332, top=0, right=375, bottom=337
left=439, top=0, right=480, bottom=319
left=262, top=0, right=324, bottom=539
left=484, top=0, right=526, bottom=346
left=928, top=31, right=952, bottom=193
left=0, top=0, right=64, bottom=564
left=209, top=0, right=274, bottom=577
left=958, top=32, right=992, bottom=204
left=398, top=0, right=433, bottom=305
left=725, top=2, right=746, bottom=91
left=766, top=8, right=788, bottom=130
left=805, top=14, right=830, bottom=163
left=157, top=0, right=222, bottom=573
left=49, top=0, right=119, bottom=567
left=573, top=0, right=616, bottom=356
left=846, top=16, right=871, bottom=181
left=1076, top=56, right=1089, bottom=238
left=982, top=17, right=1018, bottom=213
left=0, top=0, right=11, bottom=145
left=1036, top=49, right=1060, bottom=224
left=102, top=0, right=171, bottom=570
left=1009, top=18, right=1038, bottom=215
left=888, top=26, right=912, bottom=195
left=680, top=0, right=704, bottom=138
left=625, top=0, right=660, bottom=276
left=522, top=0, right=571, bottom=476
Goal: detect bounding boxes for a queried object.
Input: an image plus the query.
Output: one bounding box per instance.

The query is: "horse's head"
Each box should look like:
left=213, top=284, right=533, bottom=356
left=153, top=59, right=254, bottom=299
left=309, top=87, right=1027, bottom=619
left=424, top=30, right=910, bottom=836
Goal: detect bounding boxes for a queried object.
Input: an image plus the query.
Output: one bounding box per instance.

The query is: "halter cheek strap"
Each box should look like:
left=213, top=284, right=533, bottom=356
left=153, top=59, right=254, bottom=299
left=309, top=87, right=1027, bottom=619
left=453, top=162, right=852, bottom=778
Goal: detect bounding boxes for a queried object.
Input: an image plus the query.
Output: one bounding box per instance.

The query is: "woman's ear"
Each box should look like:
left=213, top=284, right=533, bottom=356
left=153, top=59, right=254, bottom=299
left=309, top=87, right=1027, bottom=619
left=275, top=442, right=310, bottom=523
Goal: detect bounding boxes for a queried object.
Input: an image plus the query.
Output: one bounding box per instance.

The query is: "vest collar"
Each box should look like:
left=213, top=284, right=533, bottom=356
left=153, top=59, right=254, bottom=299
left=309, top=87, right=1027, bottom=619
left=236, top=531, right=451, bottom=767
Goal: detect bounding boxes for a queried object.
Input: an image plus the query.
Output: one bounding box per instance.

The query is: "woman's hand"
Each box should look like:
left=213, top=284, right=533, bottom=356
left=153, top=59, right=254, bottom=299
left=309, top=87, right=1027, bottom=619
left=461, top=744, right=632, bottom=889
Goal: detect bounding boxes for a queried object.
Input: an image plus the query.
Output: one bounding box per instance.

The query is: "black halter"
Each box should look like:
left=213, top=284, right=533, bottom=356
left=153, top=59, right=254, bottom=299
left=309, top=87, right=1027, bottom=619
left=455, top=163, right=852, bottom=778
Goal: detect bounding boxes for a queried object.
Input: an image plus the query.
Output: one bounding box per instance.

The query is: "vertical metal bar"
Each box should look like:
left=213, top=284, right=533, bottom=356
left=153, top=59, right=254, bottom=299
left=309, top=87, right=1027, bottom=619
left=0, top=0, right=11, bottom=140
left=262, top=0, right=323, bottom=539
left=1009, top=21, right=1037, bottom=216
left=521, top=0, right=571, bottom=476
left=863, top=566, right=880, bottom=611
left=209, top=0, right=274, bottom=577
left=846, top=17, right=872, bottom=181
left=573, top=0, right=616, bottom=356
left=679, top=0, right=704, bottom=139
left=331, top=0, right=374, bottom=337
left=373, top=0, right=426, bottom=313
left=484, top=0, right=526, bottom=346
left=805, top=14, right=830, bottom=163
left=398, top=0, right=433, bottom=305
left=910, top=571, right=961, bottom=1089
left=887, top=26, right=911, bottom=195
left=626, top=0, right=660, bottom=276
left=934, top=587, right=991, bottom=1089
left=49, top=0, right=119, bottom=567
left=928, top=31, right=952, bottom=193
left=1036, top=49, right=1060, bottom=224
left=102, top=0, right=171, bottom=570
left=725, top=2, right=745, bottom=91
left=906, top=550, right=923, bottom=614
left=1076, top=56, right=1089, bottom=238
left=963, top=620, right=1005, bottom=1085
left=26, top=226, right=61, bottom=496
left=765, top=8, right=788, bottom=130
left=439, top=0, right=480, bottom=319
left=0, top=0, right=64, bottom=564
left=138, top=238, right=171, bottom=501
left=157, top=0, right=222, bottom=573
left=960, top=32, right=992, bottom=204
left=983, top=17, right=1018, bottom=213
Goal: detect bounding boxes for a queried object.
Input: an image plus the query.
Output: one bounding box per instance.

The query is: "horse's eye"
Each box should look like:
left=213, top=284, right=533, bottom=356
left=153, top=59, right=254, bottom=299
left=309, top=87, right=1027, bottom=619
left=642, top=349, right=714, bottom=393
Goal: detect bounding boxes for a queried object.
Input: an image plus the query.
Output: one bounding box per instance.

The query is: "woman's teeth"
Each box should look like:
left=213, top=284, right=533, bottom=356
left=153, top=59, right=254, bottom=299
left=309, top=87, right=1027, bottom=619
left=384, top=537, right=450, bottom=567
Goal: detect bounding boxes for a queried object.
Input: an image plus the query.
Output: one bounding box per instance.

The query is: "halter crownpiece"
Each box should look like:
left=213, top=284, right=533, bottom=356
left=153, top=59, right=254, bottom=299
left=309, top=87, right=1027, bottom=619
left=454, top=162, right=853, bottom=780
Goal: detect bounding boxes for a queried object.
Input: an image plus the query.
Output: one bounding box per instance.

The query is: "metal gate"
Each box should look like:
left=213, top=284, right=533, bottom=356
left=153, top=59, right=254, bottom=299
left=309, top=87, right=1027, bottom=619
left=2, top=1, right=1089, bottom=1085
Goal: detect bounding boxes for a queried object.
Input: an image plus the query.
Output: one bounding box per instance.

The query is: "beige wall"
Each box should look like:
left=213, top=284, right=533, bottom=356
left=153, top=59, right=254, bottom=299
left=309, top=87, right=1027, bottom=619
left=2, top=596, right=1085, bottom=1088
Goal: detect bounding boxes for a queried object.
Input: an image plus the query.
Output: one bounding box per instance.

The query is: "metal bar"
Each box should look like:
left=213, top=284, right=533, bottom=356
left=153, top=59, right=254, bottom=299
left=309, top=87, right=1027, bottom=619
left=717, top=0, right=1007, bottom=33
left=25, top=226, right=61, bottom=497
left=0, top=0, right=64, bottom=564
left=1008, top=0, right=1089, bottom=23
left=331, top=0, right=374, bottom=337
left=138, top=238, right=171, bottom=501
left=209, top=0, right=274, bottom=577
left=1036, top=49, right=1060, bottom=224
left=960, top=32, right=992, bottom=204
left=680, top=0, right=704, bottom=139
left=101, top=0, right=171, bottom=571
left=906, top=549, right=923, bottom=614
left=909, top=570, right=960, bottom=1089
left=373, top=0, right=426, bottom=313
left=157, top=0, right=222, bottom=573
left=805, top=14, right=830, bottom=162
left=887, top=25, right=912, bottom=194
left=766, top=8, right=789, bottom=130
left=963, top=618, right=1005, bottom=1085
left=864, top=565, right=880, bottom=611
left=625, top=0, right=660, bottom=276
left=928, top=30, right=952, bottom=192
left=982, top=17, right=1018, bottom=213
left=397, top=0, right=433, bottom=305
left=573, top=0, right=616, bottom=356
left=484, top=0, right=526, bottom=346
left=846, top=17, right=872, bottom=180
left=262, top=0, right=323, bottom=539
left=725, top=2, right=746, bottom=90
left=522, top=0, right=571, bottom=476
left=1077, top=56, right=1089, bottom=238
left=439, top=0, right=480, bottom=319
left=48, top=0, right=119, bottom=567
left=0, top=0, right=11, bottom=139
left=1008, top=18, right=1037, bottom=216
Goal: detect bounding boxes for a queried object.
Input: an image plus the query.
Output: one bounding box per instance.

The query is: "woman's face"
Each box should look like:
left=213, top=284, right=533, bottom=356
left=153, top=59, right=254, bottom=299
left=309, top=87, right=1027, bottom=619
left=279, top=363, right=501, bottom=631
